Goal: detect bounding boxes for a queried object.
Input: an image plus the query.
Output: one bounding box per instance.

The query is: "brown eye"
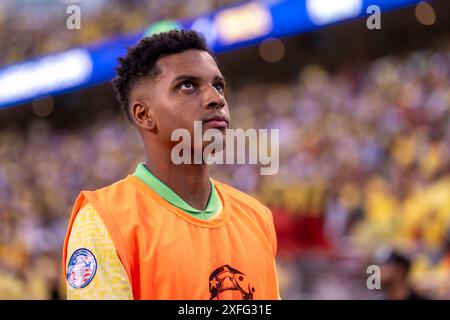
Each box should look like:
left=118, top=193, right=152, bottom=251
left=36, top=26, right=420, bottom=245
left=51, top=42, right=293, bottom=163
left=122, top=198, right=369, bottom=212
left=214, top=82, right=225, bottom=93
left=179, top=80, right=196, bottom=90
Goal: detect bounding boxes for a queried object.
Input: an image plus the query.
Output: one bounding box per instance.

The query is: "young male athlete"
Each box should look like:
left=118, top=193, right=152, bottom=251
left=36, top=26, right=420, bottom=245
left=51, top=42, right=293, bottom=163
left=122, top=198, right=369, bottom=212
left=63, top=30, right=280, bottom=300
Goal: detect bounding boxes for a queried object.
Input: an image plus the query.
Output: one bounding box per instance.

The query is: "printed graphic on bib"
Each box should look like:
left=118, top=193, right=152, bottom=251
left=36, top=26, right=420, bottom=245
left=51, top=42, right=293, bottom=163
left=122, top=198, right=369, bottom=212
left=208, top=264, right=255, bottom=300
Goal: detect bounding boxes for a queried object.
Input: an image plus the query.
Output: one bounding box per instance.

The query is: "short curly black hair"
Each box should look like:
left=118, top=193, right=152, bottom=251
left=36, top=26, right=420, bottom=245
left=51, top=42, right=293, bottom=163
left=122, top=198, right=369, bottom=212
left=112, top=29, right=212, bottom=122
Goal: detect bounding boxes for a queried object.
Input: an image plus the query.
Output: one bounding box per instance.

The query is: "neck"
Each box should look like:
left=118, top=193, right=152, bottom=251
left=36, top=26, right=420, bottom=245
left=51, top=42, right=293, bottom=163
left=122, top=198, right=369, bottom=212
left=144, top=149, right=211, bottom=211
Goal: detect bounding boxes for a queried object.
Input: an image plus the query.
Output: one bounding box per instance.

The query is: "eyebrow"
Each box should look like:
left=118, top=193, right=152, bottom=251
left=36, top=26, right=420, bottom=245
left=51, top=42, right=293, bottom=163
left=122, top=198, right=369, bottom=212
left=171, top=74, right=226, bottom=85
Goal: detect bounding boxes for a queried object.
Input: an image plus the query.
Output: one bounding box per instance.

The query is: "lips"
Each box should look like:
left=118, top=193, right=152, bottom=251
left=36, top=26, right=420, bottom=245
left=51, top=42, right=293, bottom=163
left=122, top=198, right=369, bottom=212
left=203, top=115, right=229, bottom=129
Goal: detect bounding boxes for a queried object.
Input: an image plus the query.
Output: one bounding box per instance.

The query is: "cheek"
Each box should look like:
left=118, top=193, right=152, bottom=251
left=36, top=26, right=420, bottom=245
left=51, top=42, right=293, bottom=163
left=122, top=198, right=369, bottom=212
left=380, top=265, right=393, bottom=281
left=156, top=99, right=185, bottom=127
left=223, top=103, right=231, bottom=118
left=163, top=95, right=199, bottom=121
left=155, top=102, right=198, bottom=142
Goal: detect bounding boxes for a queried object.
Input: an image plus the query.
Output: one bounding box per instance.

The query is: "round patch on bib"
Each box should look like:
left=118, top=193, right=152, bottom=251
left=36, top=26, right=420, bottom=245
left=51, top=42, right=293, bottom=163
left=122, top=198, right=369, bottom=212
left=66, top=248, right=97, bottom=289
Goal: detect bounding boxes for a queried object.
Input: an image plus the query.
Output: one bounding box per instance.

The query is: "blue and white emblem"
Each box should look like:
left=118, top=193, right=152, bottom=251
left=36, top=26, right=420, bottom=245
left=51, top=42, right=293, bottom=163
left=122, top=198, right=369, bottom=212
left=66, top=248, right=97, bottom=289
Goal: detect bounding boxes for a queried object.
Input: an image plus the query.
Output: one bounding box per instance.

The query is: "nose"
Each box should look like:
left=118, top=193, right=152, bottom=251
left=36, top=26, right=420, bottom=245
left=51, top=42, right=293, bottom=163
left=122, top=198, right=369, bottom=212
left=203, top=85, right=226, bottom=110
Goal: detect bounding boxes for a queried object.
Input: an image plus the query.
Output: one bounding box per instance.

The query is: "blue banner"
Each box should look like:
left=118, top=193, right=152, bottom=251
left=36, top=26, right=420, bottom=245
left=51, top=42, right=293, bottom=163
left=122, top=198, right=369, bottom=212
left=0, top=0, right=424, bottom=109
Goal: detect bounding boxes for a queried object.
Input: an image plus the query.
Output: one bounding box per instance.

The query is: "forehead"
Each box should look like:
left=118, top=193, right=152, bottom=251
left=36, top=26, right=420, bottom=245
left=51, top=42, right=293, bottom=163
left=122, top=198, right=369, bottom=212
left=155, top=49, right=222, bottom=80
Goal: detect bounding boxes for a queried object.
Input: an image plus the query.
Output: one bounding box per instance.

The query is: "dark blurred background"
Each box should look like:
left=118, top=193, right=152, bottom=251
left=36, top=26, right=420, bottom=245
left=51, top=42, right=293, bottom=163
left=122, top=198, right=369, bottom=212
left=0, top=0, right=449, bottom=299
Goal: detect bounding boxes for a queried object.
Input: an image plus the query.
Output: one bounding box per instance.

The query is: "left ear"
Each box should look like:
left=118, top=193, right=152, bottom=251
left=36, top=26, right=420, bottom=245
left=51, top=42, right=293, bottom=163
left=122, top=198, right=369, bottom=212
left=131, top=99, right=156, bottom=132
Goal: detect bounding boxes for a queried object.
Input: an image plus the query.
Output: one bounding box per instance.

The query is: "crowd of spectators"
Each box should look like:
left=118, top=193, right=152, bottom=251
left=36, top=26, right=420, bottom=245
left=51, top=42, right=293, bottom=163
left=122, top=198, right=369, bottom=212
left=0, top=0, right=242, bottom=67
left=0, top=36, right=449, bottom=298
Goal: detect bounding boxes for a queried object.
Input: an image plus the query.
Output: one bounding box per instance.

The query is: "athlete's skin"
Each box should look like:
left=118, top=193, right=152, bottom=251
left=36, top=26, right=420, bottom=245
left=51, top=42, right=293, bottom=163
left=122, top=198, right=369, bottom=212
left=65, top=46, right=280, bottom=300
left=129, top=49, right=230, bottom=210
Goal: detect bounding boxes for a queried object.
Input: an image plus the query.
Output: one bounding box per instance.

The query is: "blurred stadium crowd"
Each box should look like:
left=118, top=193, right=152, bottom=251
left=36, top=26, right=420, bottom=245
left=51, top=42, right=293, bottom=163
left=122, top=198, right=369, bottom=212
left=0, top=36, right=449, bottom=298
left=0, top=0, right=241, bottom=66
